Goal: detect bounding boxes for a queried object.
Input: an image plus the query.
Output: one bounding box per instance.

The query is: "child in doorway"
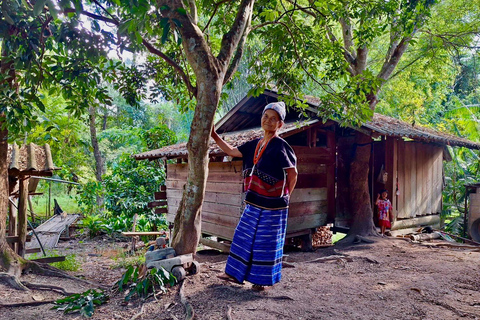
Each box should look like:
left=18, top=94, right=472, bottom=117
left=376, top=189, right=393, bottom=236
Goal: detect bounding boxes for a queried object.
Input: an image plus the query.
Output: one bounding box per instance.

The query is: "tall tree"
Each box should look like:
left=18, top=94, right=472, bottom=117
left=242, top=0, right=480, bottom=242
left=88, top=105, right=105, bottom=208
left=0, top=0, right=113, bottom=277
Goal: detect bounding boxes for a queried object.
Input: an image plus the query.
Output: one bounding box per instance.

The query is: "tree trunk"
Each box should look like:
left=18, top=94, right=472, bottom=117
left=346, top=132, right=378, bottom=238
left=0, top=116, right=24, bottom=276
left=17, top=178, right=29, bottom=257
left=341, top=95, right=382, bottom=243
left=170, top=75, right=222, bottom=255
left=88, top=105, right=105, bottom=209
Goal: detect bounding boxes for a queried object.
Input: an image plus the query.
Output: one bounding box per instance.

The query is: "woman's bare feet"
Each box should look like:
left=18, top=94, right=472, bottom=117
left=217, top=273, right=244, bottom=285
left=252, top=284, right=267, bottom=291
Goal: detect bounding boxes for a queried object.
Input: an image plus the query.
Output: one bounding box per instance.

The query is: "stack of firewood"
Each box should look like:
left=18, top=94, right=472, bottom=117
left=312, top=226, right=333, bottom=247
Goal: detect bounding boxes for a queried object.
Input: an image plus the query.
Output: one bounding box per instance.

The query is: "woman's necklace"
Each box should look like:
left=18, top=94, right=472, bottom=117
left=253, top=136, right=275, bottom=165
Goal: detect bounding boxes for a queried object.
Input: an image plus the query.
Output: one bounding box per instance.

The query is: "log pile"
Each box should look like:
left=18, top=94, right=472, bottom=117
left=313, top=226, right=333, bottom=247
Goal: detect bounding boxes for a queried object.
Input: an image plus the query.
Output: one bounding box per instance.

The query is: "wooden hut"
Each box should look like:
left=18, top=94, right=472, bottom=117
left=7, top=143, right=57, bottom=256
left=134, top=90, right=480, bottom=249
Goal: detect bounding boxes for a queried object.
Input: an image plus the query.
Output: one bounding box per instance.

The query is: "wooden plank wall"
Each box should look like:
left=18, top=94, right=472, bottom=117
left=165, top=131, right=334, bottom=241
left=395, top=140, right=443, bottom=219
left=288, top=144, right=332, bottom=233
left=166, top=161, right=244, bottom=241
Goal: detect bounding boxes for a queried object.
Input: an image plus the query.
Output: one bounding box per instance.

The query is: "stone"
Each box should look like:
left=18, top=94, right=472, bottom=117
left=145, top=247, right=176, bottom=263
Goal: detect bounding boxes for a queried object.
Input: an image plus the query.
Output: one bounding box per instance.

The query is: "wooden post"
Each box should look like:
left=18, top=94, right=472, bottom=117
left=28, top=195, right=35, bottom=223
left=131, top=213, right=138, bottom=254
left=8, top=198, right=17, bottom=251
left=17, top=177, right=29, bottom=257
left=385, top=137, right=397, bottom=217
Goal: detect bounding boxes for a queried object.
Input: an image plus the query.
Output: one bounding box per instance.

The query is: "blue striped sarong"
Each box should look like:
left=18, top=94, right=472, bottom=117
left=225, top=204, right=288, bottom=286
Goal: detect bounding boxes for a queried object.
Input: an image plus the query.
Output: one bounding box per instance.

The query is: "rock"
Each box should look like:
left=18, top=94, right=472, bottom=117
left=145, top=247, right=176, bottom=263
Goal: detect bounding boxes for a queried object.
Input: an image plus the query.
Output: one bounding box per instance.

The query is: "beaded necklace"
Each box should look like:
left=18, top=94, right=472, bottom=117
left=253, top=136, right=275, bottom=165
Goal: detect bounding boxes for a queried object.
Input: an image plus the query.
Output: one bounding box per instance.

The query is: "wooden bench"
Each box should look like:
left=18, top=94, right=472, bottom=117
left=121, top=231, right=167, bottom=237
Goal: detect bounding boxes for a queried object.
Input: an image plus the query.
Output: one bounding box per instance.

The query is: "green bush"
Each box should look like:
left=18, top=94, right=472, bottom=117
left=103, top=154, right=165, bottom=219
left=80, top=214, right=106, bottom=238
left=116, top=264, right=176, bottom=301
left=53, top=289, right=108, bottom=318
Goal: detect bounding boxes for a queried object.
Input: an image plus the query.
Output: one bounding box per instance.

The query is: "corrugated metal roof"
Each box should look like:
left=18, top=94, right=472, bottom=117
left=134, top=120, right=320, bottom=160
left=7, top=143, right=57, bottom=176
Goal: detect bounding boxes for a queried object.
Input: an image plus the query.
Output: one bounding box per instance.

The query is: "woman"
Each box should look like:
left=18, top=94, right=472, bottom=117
left=211, top=101, right=298, bottom=291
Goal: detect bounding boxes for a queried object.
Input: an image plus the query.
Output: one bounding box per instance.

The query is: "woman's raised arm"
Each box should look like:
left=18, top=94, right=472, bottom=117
left=211, top=128, right=243, bottom=158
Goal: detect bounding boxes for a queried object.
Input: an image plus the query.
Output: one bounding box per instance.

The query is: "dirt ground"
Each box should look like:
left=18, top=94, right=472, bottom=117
left=1, top=235, right=480, bottom=320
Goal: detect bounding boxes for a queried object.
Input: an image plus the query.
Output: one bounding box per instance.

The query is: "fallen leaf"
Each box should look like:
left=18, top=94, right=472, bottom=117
left=32, top=294, right=44, bottom=301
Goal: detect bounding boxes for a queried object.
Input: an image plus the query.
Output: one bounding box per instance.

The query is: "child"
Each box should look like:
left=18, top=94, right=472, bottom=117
left=375, top=189, right=393, bottom=236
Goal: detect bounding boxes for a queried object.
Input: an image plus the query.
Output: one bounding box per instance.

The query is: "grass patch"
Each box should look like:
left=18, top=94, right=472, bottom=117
left=111, top=251, right=146, bottom=269
left=31, top=193, right=80, bottom=217
left=27, top=250, right=81, bottom=271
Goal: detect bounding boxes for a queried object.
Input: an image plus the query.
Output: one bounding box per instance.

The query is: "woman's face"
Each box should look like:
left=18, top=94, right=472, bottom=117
left=261, top=109, right=283, bottom=133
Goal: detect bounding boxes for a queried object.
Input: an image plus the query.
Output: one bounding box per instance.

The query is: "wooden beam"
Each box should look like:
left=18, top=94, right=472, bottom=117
left=148, top=200, right=167, bottom=208
left=154, top=207, right=168, bottom=214
left=390, top=215, right=441, bottom=231
left=6, top=235, right=32, bottom=244
left=121, top=231, right=167, bottom=237
left=8, top=200, right=17, bottom=250
left=30, top=256, right=66, bottom=264
left=200, top=237, right=231, bottom=253
left=154, top=192, right=167, bottom=200
left=17, top=178, right=29, bottom=257
left=25, top=248, right=41, bottom=254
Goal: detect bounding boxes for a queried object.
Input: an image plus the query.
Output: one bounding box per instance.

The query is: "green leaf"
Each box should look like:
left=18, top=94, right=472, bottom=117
left=33, top=0, right=47, bottom=16
left=176, top=8, right=187, bottom=15
left=46, top=0, right=58, bottom=19
left=92, top=20, right=101, bottom=32
left=161, top=23, right=170, bottom=44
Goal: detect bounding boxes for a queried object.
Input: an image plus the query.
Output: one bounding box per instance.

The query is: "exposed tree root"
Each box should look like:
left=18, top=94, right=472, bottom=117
left=130, top=303, right=145, bottom=320
left=305, top=252, right=379, bottom=265
left=22, top=261, right=108, bottom=289
left=22, top=281, right=76, bottom=296
left=179, top=280, right=195, bottom=320
left=354, top=235, right=375, bottom=244
left=0, top=272, right=29, bottom=290
left=305, top=255, right=353, bottom=263
left=335, top=233, right=378, bottom=247
left=0, top=300, right=56, bottom=307
left=226, top=305, right=233, bottom=320
left=426, top=298, right=478, bottom=318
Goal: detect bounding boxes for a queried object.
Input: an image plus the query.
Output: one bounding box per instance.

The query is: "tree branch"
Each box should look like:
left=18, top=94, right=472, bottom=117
left=217, top=0, right=255, bottom=69
left=223, top=11, right=251, bottom=85
left=91, top=0, right=119, bottom=24
left=355, top=46, right=368, bottom=74
left=378, top=35, right=413, bottom=81
left=203, top=0, right=234, bottom=32
left=339, top=17, right=355, bottom=59
left=63, top=8, right=117, bottom=25
left=186, top=0, right=198, bottom=25
left=142, top=39, right=197, bottom=96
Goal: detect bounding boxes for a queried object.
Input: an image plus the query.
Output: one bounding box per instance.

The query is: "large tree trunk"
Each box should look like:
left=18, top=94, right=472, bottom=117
left=171, top=75, right=222, bottom=255
left=88, top=105, right=105, bottom=209
left=0, top=116, right=24, bottom=276
left=346, top=132, right=377, bottom=238
left=165, top=0, right=254, bottom=254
